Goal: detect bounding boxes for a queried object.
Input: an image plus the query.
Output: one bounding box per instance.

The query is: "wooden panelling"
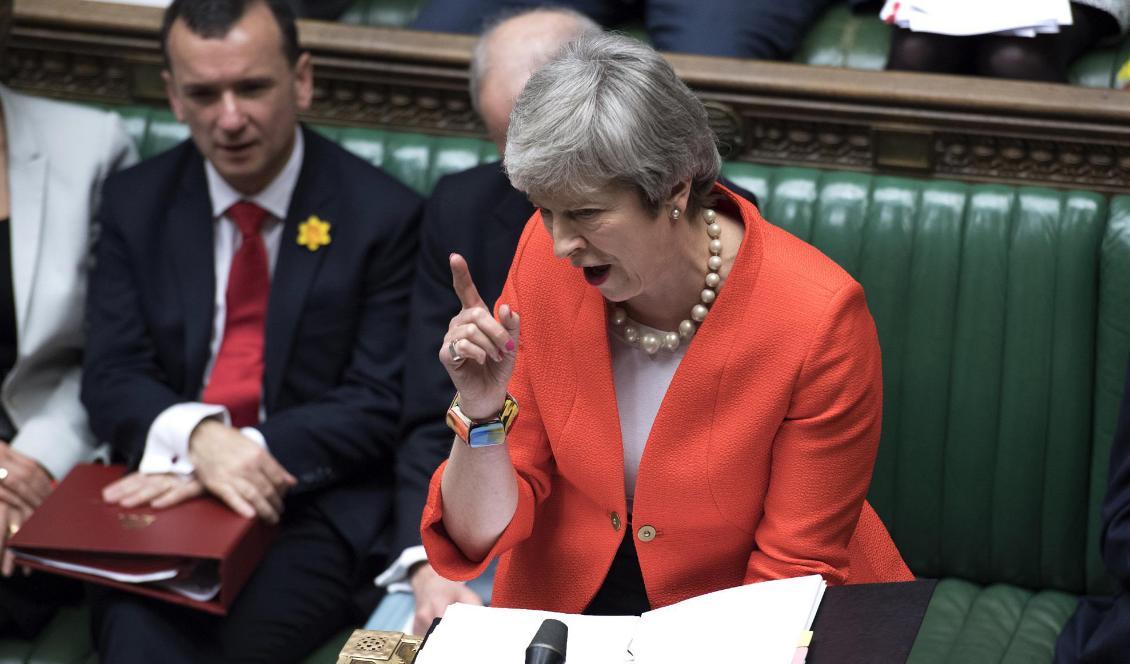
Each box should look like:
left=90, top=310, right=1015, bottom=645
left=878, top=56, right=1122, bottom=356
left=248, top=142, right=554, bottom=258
left=9, top=0, right=1130, bottom=192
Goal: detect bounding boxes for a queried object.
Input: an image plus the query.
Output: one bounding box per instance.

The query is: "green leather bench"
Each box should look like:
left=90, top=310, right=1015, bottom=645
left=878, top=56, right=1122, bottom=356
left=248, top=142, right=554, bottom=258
left=340, top=0, right=1130, bottom=88
left=5, top=104, right=1130, bottom=663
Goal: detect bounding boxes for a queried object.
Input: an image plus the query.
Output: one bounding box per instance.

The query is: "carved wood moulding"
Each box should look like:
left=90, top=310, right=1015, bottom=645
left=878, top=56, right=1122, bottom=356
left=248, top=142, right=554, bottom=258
left=9, top=0, right=1130, bottom=193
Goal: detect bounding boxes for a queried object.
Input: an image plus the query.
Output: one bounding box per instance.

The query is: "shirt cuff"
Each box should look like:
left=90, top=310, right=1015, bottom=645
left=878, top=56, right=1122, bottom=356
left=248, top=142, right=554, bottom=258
left=139, top=403, right=229, bottom=475
left=375, top=545, right=428, bottom=594
left=240, top=427, right=268, bottom=450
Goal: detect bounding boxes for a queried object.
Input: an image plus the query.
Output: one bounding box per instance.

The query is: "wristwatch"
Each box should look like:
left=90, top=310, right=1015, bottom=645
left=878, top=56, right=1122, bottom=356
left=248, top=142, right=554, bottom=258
left=446, top=392, right=519, bottom=448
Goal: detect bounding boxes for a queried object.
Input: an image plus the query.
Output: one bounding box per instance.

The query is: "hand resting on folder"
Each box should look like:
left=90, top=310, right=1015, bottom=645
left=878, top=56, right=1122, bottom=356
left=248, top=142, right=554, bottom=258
left=102, top=419, right=296, bottom=524
left=0, top=441, right=56, bottom=577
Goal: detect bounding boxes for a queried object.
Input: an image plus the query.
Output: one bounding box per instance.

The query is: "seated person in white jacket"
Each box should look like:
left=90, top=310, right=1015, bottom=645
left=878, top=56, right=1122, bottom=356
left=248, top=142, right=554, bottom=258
left=0, top=2, right=137, bottom=634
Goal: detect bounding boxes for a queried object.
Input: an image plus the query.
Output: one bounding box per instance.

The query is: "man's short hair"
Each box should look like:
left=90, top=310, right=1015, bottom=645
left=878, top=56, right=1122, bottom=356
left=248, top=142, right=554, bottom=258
left=160, top=0, right=302, bottom=69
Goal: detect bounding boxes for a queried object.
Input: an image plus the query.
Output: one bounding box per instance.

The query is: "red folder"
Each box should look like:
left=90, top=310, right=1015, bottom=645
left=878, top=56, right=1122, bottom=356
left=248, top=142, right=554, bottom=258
left=9, top=463, right=275, bottom=615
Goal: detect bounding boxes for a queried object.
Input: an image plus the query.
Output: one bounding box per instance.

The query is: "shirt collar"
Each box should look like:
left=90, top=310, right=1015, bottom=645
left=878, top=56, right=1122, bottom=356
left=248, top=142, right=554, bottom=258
left=205, top=126, right=305, bottom=221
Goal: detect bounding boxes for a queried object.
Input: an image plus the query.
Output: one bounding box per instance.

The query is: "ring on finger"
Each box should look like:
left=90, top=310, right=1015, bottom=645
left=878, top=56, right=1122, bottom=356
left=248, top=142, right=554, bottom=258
left=0, top=467, right=7, bottom=484
left=449, top=338, right=464, bottom=363
left=7, top=522, right=17, bottom=538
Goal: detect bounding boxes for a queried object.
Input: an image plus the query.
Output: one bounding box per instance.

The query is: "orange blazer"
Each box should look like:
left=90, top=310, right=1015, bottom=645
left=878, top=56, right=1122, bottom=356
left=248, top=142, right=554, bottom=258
left=422, top=185, right=912, bottom=612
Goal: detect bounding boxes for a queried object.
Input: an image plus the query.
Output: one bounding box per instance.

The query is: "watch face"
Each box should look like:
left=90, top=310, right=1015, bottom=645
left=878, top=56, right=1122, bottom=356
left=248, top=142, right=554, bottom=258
left=468, top=421, right=506, bottom=448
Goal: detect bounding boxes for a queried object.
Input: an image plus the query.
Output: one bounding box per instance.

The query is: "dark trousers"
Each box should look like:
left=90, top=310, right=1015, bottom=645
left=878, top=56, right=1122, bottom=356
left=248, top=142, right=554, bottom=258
left=0, top=571, right=83, bottom=638
left=412, top=0, right=837, bottom=60
left=91, top=503, right=376, bottom=664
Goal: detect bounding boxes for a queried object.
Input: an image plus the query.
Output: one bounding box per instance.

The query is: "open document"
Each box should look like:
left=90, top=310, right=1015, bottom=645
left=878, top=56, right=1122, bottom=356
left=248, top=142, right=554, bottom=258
left=416, top=574, right=826, bottom=664
left=880, top=0, right=1073, bottom=37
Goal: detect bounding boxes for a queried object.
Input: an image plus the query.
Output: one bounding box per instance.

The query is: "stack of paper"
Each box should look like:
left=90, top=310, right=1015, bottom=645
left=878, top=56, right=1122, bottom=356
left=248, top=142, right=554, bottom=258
left=415, top=575, right=826, bottom=664
left=880, top=0, right=1073, bottom=37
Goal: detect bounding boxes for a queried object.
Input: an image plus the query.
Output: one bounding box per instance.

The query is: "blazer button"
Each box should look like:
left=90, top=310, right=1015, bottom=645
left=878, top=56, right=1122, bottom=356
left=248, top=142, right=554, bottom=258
left=610, top=512, right=621, bottom=531
left=637, top=525, right=656, bottom=542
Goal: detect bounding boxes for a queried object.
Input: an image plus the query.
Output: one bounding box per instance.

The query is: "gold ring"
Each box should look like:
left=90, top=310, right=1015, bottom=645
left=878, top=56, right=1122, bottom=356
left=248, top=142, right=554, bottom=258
left=0, top=467, right=7, bottom=483
left=6, top=522, right=17, bottom=538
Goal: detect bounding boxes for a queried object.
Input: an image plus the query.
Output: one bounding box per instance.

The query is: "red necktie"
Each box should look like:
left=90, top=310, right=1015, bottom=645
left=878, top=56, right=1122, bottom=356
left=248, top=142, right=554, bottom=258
left=202, top=201, right=269, bottom=427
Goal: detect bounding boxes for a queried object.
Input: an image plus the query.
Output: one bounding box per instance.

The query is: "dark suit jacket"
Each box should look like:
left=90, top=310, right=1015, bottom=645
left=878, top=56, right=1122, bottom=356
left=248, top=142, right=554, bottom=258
left=393, top=161, right=530, bottom=555
left=1056, top=361, right=1130, bottom=663
left=392, top=162, right=758, bottom=555
left=82, top=125, right=422, bottom=560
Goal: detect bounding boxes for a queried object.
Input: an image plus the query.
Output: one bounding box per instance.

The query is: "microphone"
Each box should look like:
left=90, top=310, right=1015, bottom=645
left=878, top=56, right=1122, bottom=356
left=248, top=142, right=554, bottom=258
left=525, top=618, right=568, bottom=664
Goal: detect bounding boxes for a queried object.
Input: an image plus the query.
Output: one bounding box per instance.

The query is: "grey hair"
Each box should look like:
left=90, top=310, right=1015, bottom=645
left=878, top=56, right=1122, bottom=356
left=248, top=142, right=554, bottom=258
left=504, top=33, right=721, bottom=216
left=469, top=6, right=601, bottom=116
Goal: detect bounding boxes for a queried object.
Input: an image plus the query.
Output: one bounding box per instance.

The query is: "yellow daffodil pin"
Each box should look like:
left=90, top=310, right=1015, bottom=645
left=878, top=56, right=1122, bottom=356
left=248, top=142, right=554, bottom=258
left=297, top=215, right=331, bottom=252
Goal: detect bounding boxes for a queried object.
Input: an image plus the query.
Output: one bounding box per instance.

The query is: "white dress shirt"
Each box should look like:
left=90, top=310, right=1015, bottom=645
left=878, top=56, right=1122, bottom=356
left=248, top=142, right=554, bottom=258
left=139, top=128, right=305, bottom=475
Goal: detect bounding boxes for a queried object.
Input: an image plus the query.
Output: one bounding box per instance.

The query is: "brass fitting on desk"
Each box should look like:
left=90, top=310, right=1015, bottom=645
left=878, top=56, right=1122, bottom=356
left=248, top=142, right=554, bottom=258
left=336, top=629, right=423, bottom=664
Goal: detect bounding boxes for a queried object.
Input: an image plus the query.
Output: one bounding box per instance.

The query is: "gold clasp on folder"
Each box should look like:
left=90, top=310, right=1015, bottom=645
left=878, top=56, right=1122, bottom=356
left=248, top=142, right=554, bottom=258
left=336, top=630, right=423, bottom=664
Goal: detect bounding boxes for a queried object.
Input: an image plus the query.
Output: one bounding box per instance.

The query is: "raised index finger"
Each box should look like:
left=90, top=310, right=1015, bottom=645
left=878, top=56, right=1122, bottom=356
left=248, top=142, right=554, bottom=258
left=450, top=253, right=486, bottom=310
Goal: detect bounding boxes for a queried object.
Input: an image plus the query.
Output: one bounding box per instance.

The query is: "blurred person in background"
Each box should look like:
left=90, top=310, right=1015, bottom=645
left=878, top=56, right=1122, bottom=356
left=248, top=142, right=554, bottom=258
left=1055, top=362, right=1130, bottom=663
left=0, top=0, right=137, bottom=639
left=411, top=0, right=848, bottom=61
left=883, top=0, right=1128, bottom=82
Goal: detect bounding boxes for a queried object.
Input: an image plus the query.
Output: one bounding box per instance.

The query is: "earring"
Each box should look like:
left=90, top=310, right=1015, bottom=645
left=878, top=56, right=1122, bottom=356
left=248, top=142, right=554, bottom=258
left=671, top=207, right=681, bottom=220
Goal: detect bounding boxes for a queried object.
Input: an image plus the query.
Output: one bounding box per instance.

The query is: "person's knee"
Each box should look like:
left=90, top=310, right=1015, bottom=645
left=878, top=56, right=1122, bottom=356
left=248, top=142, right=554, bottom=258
left=887, top=30, right=967, bottom=72
left=978, top=39, right=1065, bottom=82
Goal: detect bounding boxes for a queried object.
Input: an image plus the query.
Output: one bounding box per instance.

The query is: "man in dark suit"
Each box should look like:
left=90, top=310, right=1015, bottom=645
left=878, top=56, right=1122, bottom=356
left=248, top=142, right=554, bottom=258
left=81, top=0, right=420, bottom=661
left=1055, top=361, right=1130, bottom=663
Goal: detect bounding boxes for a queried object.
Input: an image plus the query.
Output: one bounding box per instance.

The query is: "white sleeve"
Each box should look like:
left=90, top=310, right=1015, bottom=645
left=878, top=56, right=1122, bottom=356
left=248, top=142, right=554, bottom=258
left=375, top=545, right=429, bottom=594
left=138, top=403, right=229, bottom=475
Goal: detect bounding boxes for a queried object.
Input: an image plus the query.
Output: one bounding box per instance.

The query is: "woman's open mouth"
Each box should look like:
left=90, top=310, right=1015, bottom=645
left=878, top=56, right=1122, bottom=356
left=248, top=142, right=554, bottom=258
left=583, top=265, right=611, bottom=286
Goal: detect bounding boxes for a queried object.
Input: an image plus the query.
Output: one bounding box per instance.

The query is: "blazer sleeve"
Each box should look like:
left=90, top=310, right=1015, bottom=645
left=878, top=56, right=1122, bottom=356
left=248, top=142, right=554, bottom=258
left=82, top=174, right=191, bottom=464
left=420, top=222, right=556, bottom=581
left=744, top=280, right=884, bottom=586
left=1100, top=361, right=1130, bottom=583
left=13, top=111, right=138, bottom=479
left=255, top=192, right=421, bottom=492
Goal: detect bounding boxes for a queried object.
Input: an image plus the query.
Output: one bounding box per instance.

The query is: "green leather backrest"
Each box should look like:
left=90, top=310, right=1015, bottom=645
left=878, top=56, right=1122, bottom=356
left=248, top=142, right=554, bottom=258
left=340, top=0, right=1130, bottom=88
left=722, top=162, right=1129, bottom=595
left=117, top=105, right=1130, bottom=595
left=120, top=106, right=499, bottom=193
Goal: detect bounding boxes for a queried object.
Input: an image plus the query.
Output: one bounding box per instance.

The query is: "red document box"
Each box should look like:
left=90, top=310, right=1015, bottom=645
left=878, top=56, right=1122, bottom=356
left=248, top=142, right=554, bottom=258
left=9, top=463, right=275, bottom=615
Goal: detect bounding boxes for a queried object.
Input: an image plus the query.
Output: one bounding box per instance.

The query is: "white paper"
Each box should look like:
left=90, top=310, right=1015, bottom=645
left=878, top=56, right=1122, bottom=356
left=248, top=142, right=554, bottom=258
left=13, top=551, right=180, bottom=583
left=415, top=604, right=638, bottom=664
left=880, top=0, right=1073, bottom=37
left=631, top=575, right=826, bottom=664
left=415, top=575, right=826, bottom=664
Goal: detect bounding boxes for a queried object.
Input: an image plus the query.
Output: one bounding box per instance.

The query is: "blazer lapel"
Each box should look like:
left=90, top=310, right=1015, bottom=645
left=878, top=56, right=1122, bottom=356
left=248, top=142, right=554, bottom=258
left=167, top=158, right=216, bottom=395
left=263, top=132, right=332, bottom=410
left=2, top=87, right=46, bottom=339
left=566, top=284, right=630, bottom=507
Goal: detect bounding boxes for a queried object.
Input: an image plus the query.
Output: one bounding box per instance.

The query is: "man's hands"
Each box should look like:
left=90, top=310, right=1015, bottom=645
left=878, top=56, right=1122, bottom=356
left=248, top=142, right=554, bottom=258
left=102, top=472, right=204, bottom=509
left=189, top=420, right=296, bottom=523
left=0, top=443, right=52, bottom=516
left=0, top=500, right=29, bottom=577
left=0, top=443, right=54, bottom=576
left=408, top=562, right=483, bottom=636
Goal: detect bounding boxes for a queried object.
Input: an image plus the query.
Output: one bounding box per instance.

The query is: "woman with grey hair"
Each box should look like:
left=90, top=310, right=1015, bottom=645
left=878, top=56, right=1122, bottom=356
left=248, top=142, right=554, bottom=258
left=420, top=33, right=912, bottom=615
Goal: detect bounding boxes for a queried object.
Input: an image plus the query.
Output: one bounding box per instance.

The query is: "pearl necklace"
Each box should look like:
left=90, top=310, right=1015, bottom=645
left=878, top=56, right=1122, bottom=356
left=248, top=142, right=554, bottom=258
left=610, top=208, right=722, bottom=356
